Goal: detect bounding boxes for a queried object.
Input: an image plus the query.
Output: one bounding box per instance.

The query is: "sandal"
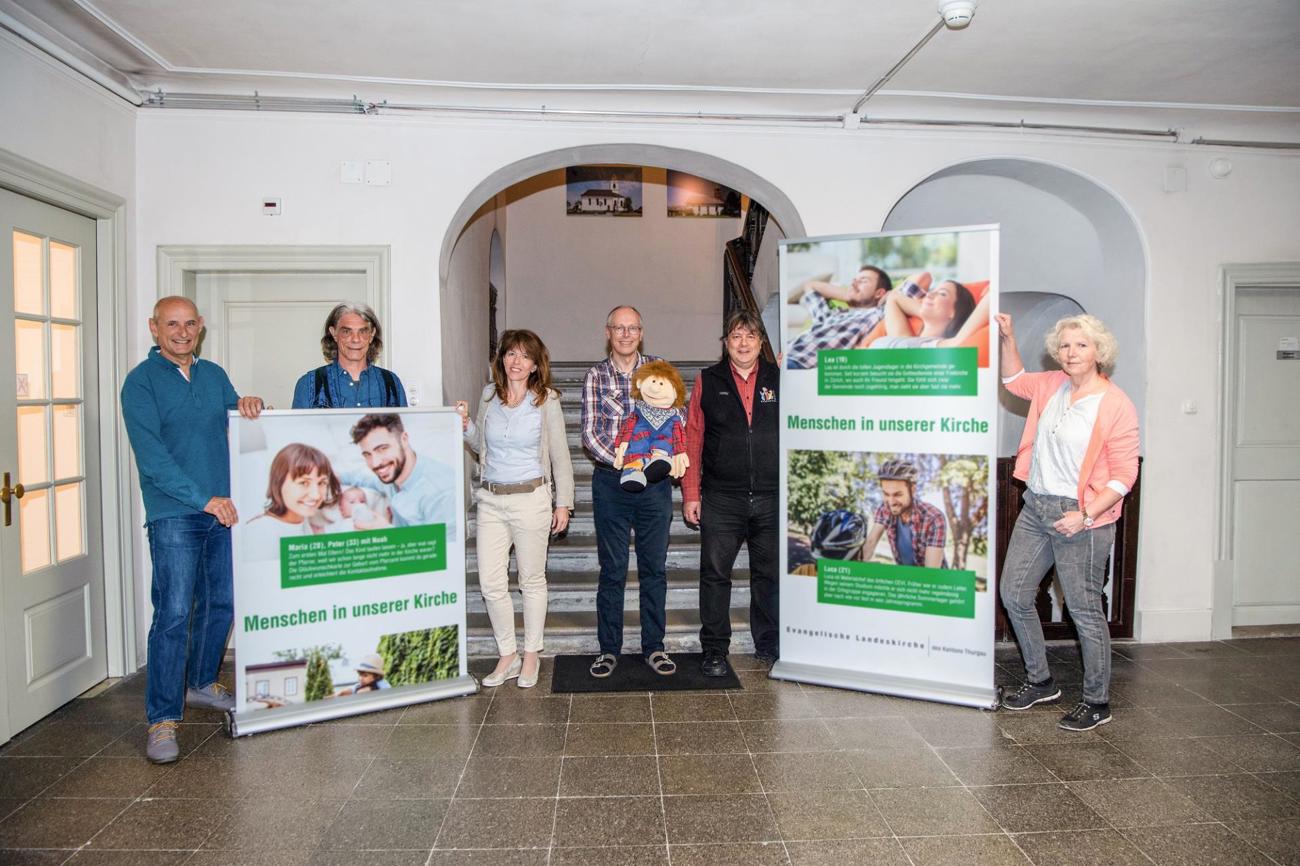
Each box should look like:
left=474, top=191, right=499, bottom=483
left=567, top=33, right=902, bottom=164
left=646, top=651, right=677, bottom=676
left=589, top=653, right=618, bottom=678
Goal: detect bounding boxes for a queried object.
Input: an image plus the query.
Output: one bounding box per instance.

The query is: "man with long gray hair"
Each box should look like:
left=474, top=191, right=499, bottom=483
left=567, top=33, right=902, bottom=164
left=292, top=303, right=408, bottom=408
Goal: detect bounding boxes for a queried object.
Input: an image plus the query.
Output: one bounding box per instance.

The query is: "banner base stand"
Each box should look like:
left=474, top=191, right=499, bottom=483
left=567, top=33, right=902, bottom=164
left=227, top=675, right=480, bottom=738
left=769, top=660, right=998, bottom=710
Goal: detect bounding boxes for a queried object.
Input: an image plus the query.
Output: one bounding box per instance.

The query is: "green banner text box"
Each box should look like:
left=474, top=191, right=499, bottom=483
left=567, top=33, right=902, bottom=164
left=817, top=347, right=977, bottom=396
left=281, top=524, right=447, bottom=589
left=818, top=560, right=975, bottom=619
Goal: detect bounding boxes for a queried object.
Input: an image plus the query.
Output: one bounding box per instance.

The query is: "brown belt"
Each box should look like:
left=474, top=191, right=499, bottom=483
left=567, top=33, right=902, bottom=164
left=481, top=477, right=545, bottom=495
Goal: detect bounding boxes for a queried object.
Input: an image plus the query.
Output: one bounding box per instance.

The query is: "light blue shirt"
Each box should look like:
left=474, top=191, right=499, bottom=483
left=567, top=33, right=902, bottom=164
left=343, top=455, right=458, bottom=540
left=482, top=399, right=543, bottom=483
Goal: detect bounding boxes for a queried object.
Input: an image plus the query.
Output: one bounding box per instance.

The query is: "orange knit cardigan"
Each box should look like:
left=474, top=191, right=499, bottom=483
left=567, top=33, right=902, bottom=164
left=1005, top=370, right=1140, bottom=528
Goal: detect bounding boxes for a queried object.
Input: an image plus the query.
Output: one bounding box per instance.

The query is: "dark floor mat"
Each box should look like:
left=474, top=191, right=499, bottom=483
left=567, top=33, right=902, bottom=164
left=550, top=652, right=742, bottom=693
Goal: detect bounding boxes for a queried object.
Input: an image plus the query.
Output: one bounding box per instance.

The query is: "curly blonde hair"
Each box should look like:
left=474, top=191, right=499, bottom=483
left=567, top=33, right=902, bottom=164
left=1045, top=314, right=1118, bottom=372
left=631, top=360, right=686, bottom=409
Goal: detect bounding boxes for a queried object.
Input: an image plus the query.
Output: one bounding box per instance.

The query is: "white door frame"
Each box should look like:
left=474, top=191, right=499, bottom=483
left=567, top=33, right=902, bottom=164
left=156, top=245, right=392, bottom=369
left=1212, top=262, right=1300, bottom=639
left=0, top=146, right=133, bottom=692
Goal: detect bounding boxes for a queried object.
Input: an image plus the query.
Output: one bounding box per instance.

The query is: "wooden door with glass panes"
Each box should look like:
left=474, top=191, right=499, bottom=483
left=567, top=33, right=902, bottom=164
left=0, top=188, right=105, bottom=737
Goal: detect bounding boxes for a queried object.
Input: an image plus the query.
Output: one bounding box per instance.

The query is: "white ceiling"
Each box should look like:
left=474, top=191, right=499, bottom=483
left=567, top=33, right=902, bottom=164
left=8, top=0, right=1300, bottom=136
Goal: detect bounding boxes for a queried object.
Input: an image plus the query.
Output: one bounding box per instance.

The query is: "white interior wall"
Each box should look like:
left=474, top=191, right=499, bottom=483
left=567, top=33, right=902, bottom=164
left=497, top=168, right=741, bottom=362
left=131, top=112, right=1300, bottom=644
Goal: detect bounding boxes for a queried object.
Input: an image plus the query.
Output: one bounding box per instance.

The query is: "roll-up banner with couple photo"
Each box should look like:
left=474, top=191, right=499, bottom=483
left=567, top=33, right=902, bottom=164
left=227, top=408, right=476, bottom=736
left=775, top=226, right=1000, bottom=709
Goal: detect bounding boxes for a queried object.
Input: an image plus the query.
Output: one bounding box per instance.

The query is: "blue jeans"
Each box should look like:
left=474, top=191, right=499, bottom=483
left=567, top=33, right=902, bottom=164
left=145, top=512, right=234, bottom=724
left=1000, top=491, right=1116, bottom=704
left=592, top=465, right=671, bottom=656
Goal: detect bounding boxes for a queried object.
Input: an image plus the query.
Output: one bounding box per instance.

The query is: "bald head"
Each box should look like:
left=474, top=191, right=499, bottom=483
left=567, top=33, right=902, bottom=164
left=152, top=295, right=199, bottom=322
left=149, top=296, right=204, bottom=367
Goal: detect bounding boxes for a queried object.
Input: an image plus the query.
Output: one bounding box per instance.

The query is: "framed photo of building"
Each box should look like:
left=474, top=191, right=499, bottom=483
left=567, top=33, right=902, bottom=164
left=667, top=170, right=743, bottom=218
left=566, top=165, right=643, bottom=216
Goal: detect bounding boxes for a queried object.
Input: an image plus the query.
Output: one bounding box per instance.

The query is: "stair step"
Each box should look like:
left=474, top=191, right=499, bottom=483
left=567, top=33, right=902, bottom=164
left=465, top=567, right=750, bottom=592
left=466, top=607, right=755, bottom=657
left=466, top=581, right=750, bottom=614
left=467, top=542, right=737, bottom=574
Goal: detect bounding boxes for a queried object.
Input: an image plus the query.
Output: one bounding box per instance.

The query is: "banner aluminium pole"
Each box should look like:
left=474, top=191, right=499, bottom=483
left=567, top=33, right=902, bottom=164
left=227, top=676, right=478, bottom=738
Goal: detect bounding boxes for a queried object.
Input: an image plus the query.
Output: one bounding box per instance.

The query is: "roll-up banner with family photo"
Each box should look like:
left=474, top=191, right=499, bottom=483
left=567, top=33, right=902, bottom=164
left=227, top=408, right=476, bottom=736
left=774, top=226, right=1000, bottom=709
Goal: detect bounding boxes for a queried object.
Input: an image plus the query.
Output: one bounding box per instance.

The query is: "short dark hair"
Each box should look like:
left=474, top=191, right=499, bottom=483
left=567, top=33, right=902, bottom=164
left=859, top=265, right=892, bottom=294
left=321, top=303, right=384, bottom=364
left=350, top=413, right=404, bottom=444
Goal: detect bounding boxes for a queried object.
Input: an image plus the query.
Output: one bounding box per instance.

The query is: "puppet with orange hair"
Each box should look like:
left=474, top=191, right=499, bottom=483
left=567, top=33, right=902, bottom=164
left=612, top=360, right=690, bottom=492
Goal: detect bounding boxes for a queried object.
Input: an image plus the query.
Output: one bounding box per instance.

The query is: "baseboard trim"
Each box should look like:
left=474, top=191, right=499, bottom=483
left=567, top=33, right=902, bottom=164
left=1134, top=608, right=1213, bottom=643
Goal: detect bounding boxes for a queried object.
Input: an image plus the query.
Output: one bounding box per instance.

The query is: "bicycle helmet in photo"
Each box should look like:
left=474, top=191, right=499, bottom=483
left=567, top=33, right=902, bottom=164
left=877, top=459, right=919, bottom=483
left=810, top=508, right=866, bottom=560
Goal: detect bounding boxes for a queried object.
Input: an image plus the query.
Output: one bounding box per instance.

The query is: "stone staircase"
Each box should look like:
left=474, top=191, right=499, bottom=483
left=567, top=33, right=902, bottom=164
left=464, top=360, right=755, bottom=658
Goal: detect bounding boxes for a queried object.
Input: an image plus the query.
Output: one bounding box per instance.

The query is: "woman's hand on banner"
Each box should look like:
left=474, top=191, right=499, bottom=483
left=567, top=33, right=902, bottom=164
left=453, top=400, right=469, bottom=431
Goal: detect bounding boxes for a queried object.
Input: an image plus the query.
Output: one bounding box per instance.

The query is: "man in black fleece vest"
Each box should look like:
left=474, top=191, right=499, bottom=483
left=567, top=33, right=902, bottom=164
left=682, top=310, right=781, bottom=676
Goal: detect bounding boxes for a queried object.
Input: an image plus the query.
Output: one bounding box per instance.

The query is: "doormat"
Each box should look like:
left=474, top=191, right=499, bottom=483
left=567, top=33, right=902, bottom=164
left=550, top=653, right=742, bottom=693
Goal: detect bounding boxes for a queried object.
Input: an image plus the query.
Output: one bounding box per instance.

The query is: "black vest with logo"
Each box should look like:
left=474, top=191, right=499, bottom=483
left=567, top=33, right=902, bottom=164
left=698, top=358, right=779, bottom=495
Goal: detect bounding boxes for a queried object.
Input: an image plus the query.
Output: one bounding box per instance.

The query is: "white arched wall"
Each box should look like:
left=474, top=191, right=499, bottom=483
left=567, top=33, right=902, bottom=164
left=439, top=144, right=806, bottom=408
left=884, top=158, right=1147, bottom=456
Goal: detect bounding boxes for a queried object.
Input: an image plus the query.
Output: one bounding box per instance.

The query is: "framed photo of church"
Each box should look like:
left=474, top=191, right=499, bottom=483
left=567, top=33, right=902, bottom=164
left=666, top=170, right=743, bottom=218
left=566, top=165, right=643, bottom=217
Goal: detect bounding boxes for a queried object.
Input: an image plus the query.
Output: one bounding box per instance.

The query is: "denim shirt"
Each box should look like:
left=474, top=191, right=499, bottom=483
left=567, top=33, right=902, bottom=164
left=291, top=361, right=408, bottom=409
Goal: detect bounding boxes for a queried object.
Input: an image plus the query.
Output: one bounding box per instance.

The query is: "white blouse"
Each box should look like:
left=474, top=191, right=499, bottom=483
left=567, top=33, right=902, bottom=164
left=1027, top=381, right=1103, bottom=498
left=481, top=397, right=543, bottom=483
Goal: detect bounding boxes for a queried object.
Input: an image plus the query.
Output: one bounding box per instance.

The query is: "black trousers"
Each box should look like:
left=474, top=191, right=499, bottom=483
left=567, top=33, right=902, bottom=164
left=699, top=490, right=779, bottom=655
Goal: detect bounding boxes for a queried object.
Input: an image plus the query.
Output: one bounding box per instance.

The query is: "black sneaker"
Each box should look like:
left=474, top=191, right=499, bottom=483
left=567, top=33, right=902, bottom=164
left=752, top=650, right=778, bottom=667
left=1058, top=701, right=1111, bottom=731
left=1000, top=678, right=1062, bottom=710
left=700, top=652, right=730, bottom=678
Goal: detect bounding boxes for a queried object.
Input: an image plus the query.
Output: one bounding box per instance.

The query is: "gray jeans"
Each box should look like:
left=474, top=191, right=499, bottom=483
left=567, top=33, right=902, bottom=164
left=1000, top=491, right=1116, bottom=704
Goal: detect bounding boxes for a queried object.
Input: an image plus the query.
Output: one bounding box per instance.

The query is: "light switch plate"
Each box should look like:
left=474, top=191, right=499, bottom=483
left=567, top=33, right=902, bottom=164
left=340, top=161, right=363, bottom=184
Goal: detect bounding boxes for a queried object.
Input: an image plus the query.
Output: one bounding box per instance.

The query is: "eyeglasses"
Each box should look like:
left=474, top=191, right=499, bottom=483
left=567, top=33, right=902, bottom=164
left=336, top=326, right=374, bottom=339
left=608, top=325, right=642, bottom=335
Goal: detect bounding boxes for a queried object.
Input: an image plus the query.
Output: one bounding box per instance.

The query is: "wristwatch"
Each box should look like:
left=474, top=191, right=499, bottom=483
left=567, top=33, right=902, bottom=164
left=1081, top=513, right=1095, bottom=528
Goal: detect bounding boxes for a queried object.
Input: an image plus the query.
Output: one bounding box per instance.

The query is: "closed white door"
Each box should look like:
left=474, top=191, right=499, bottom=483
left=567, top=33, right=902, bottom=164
left=1232, top=286, right=1300, bottom=626
left=195, top=271, right=370, bottom=409
left=0, top=188, right=105, bottom=737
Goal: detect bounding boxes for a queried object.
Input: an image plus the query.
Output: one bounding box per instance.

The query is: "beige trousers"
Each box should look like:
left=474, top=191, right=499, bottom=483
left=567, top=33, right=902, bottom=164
left=475, top=484, right=552, bottom=655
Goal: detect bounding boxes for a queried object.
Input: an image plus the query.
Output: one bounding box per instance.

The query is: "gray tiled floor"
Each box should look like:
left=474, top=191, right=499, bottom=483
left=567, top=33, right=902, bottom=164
left=2, top=638, right=1299, bottom=865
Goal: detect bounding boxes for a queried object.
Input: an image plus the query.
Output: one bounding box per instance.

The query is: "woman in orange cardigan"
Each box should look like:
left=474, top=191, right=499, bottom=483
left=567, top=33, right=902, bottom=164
left=994, top=312, right=1139, bottom=731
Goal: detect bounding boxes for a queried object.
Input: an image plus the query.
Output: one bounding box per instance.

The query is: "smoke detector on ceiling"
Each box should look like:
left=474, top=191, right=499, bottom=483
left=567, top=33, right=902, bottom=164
left=938, top=0, right=977, bottom=29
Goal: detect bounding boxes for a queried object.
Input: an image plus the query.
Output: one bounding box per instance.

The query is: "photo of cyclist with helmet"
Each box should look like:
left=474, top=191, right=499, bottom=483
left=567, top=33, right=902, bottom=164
left=861, top=458, right=949, bottom=569
left=786, top=449, right=988, bottom=580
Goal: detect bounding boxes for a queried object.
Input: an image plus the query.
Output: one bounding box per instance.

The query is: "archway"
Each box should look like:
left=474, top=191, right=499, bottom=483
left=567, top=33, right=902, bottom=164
left=883, top=158, right=1148, bottom=456
left=439, top=144, right=806, bottom=403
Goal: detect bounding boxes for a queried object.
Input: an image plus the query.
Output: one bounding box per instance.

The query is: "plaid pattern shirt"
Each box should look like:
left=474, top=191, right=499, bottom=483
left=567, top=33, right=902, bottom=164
left=786, top=292, right=885, bottom=369
left=580, top=352, right=661, bottom=466
left=872, top=500, right=948, bottom=568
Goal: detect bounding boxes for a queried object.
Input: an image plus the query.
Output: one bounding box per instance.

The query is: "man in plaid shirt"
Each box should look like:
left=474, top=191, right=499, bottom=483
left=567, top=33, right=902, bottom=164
left=861, top=459, right=950, bottom=569
left=786, top=265, right=892, bottom=369
left=581, top=305, right=676, bottom=678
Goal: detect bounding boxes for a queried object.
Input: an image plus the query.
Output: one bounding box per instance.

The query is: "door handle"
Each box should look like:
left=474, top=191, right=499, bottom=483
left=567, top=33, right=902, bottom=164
left=1, top=471, right=25, bottom=527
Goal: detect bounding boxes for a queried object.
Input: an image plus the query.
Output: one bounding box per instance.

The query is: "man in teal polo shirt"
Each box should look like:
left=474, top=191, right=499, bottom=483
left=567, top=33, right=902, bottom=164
left=121, top=296, right=264, bottom=763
